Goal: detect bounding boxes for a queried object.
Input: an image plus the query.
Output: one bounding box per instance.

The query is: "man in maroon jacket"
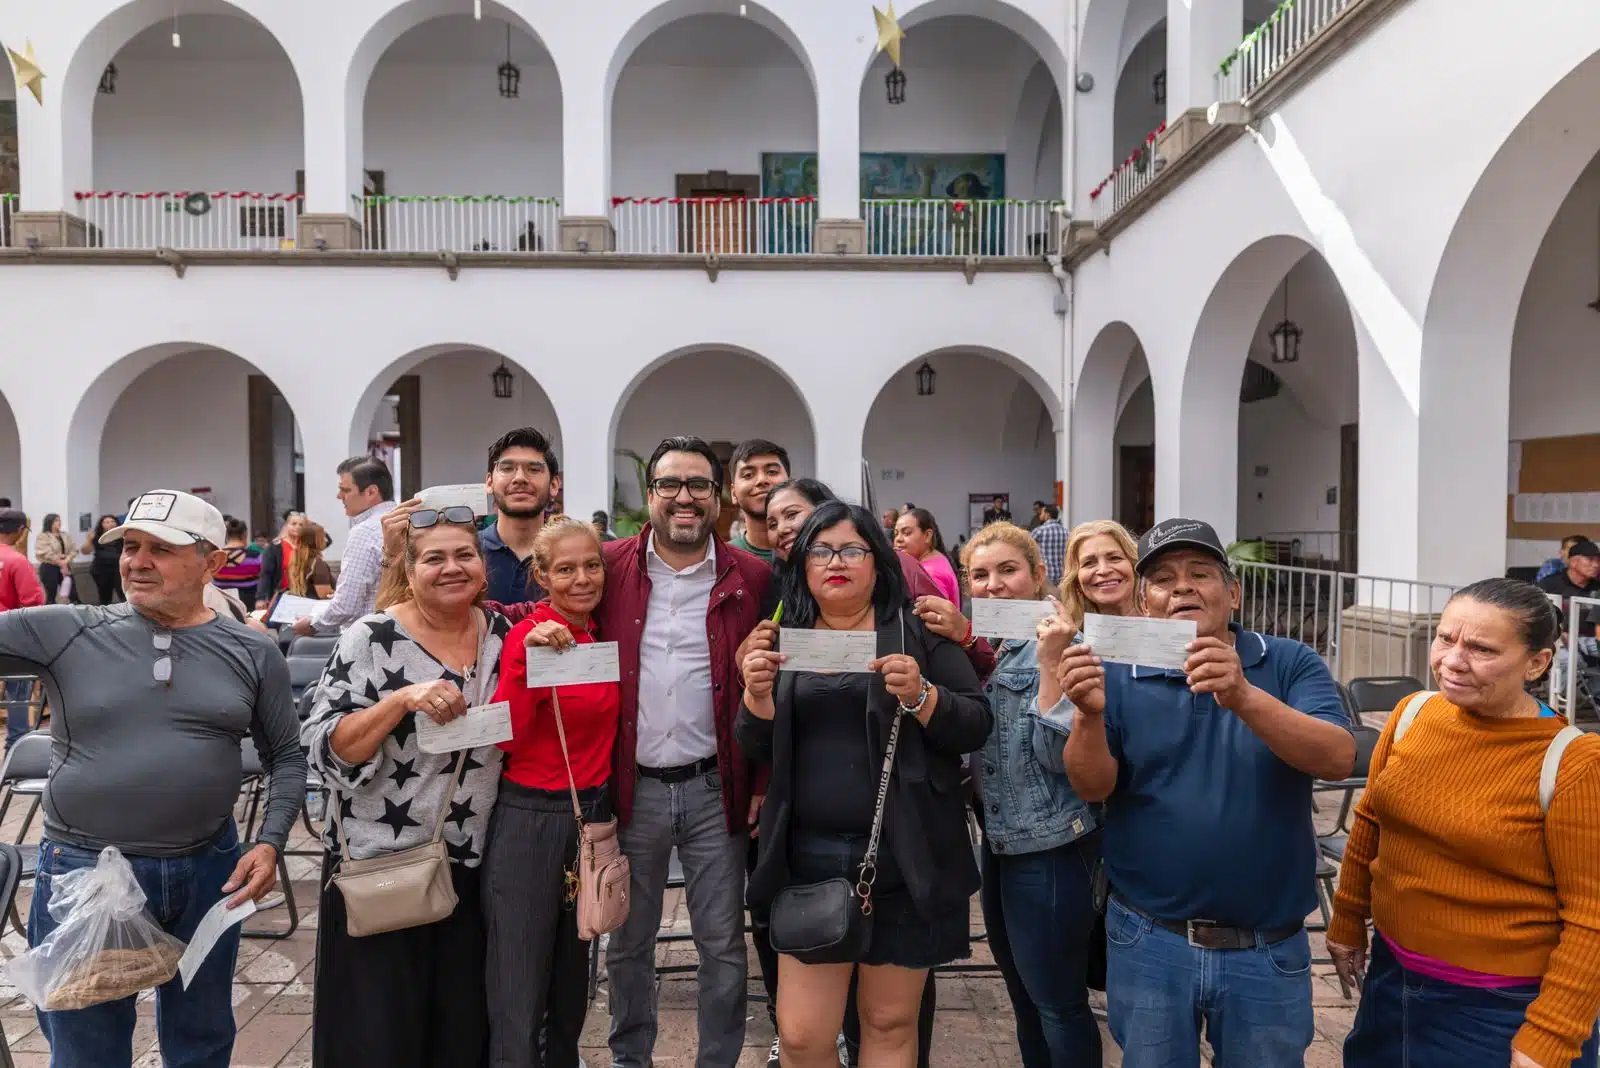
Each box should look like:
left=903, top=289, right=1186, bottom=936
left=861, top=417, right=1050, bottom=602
left=599, top=437, right=770, bottom=1068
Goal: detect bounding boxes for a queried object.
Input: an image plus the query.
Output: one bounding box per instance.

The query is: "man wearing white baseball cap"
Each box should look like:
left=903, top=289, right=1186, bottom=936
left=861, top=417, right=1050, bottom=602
left=0, top=489, right=305, bottom=1068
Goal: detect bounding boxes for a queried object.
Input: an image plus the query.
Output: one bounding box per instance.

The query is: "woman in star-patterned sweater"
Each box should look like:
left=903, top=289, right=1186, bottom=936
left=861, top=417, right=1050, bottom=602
left=300, top=515, right=508, bottom=1068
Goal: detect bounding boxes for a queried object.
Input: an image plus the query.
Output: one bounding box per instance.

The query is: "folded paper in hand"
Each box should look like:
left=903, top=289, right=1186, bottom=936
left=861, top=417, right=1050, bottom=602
left=179, top=896, right=256, bottom=989
left=779, top=629, right=878, bottom=673
left=971, top=598, right=1055, bottom=641
left=415, top=701, right=514, bottom=754
left=1083, top=615, right=1196, bottom=671
left=268, top=594, right=321, bottom=626
left=420, top=484, right=491, bottom=517
left=525, top=643, right=621, bottom=688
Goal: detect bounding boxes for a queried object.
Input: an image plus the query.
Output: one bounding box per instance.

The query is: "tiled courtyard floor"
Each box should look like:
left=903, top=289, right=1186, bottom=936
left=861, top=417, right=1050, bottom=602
left=0, top=750, right=1365, bottom=1066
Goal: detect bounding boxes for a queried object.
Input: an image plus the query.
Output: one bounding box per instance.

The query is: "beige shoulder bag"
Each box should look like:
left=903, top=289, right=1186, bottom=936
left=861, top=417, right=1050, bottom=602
left=330, top=611, right=486, bottom=938
left=550, top=688, right=631, bottom=940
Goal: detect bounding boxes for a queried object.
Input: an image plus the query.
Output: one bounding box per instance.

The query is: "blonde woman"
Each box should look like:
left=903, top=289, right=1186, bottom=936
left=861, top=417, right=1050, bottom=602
left=961, top=522, right=1102, bottom=1067
left=1058, top=520, right=1139, bottom=626
left=284, top=520, right=335, bottom=599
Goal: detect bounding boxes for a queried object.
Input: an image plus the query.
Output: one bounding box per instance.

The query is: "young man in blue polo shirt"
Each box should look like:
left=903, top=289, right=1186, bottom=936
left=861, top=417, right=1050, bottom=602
left=1059, top=518, right=1355, bottom=1068
left=479, top=427, right=559, bottom=605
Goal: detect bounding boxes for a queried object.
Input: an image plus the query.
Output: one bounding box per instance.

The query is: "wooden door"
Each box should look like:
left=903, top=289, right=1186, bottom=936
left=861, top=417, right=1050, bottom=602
left=1339, top=423, right=1358, bottom=570
left=1119, top=445, right=1156, bottom=535
left=690, top=193, right=747, bottom=254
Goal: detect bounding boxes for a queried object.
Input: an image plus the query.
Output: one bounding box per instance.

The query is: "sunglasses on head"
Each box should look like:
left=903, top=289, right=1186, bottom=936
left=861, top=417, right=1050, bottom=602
left=409, top=507, right=476, bottom=529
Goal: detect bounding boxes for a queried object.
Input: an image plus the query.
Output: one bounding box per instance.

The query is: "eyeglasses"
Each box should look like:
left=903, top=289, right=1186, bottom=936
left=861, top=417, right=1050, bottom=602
left=805, top=545, right=871, bottom=566
left=493, top=460, right=548, bottom=478
left=409, top=507, right=477, bottom=529
left=649, top=477, right=719, bottom=501
left=153, top=631, right=172, bottom=686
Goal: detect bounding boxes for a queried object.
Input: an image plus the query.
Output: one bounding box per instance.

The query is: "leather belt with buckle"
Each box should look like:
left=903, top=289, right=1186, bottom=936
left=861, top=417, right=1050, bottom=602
left=638, top=756, right=718, bottom=784
left=1117, top=896, right=1301, bottom=951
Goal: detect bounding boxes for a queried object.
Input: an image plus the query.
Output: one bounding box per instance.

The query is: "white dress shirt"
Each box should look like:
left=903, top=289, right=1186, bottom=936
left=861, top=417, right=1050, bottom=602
left=635, top=535, right=719, bottom=768
left=311, top=500, right=396, bottom=634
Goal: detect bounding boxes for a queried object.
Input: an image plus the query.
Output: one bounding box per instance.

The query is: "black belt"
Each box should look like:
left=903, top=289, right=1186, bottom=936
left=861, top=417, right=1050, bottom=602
left=1116, top=896, right=1301, bottom=951
left=638, top=756, right=718, bottom=784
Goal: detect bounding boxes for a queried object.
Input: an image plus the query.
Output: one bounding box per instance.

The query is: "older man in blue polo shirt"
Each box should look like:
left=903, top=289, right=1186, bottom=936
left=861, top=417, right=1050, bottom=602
left=1060, top=518, right=1355, bottom=1068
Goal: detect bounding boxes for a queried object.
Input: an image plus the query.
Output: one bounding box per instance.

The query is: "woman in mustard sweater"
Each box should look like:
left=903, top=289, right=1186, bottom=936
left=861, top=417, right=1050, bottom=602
left=1328, top=578, right=1600, bottom=1068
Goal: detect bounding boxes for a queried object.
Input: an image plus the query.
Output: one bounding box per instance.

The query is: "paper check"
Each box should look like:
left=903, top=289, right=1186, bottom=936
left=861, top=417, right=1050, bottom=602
left=1084, top=615, right=1196, bottom=670
left=267, top=593, right=322, bottom=626
left=779, top=629, right=878, bottom=673
left=420, top=483, right=491, bottom=517
left=971, top=598, right=1056, bottom=641
left=415, top=701, right=514, bottom=754
left=524, top=643, right=621, bottom=688
left=179, top=896, right=257, bottom=988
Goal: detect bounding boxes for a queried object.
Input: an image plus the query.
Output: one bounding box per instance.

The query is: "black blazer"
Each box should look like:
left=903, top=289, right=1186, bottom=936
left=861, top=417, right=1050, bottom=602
left=255, top=541, right=285, bottom=608
left=737, top=609, right=992, bottom=919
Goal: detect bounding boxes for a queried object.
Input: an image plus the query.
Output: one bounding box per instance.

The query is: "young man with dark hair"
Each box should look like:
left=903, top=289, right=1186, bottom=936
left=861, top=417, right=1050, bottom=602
left=291, top=454, right=395, bottom=636
left=481, top=427, right=561, bottom=605
left=1537, top=533, right=1590, bottom=584
left=727, top=438, right=790, bottom=563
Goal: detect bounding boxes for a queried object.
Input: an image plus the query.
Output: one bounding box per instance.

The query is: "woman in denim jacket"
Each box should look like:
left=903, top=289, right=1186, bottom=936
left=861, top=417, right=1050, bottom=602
left=921, top=522, right=1102, bottom=1066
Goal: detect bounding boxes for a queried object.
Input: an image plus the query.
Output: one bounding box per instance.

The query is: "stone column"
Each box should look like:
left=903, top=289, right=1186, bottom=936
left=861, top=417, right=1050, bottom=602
left=813, top=76, right=864, bottom=254
left=12, top=89, right=91, bottom=247
left=557, top=64, right=615, bottom=252
left=297, top=70, right=365, bottom=250
left=1165, top=0, right=1243, bottom=153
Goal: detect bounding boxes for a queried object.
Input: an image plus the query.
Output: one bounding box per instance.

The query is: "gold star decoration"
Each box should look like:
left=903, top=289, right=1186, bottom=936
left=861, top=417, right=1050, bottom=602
left=7, top=40, right=43, bottom=106
left=873, top=2, right=905, bottom=69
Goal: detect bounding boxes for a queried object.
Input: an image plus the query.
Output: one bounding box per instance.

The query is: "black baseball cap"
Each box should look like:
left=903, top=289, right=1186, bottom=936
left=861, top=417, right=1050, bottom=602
left=1136, top=518, right=1228, bottom=575
left=1569, top=539, right=1600, bottom=560
left=0, top=509, right=27, bottom=535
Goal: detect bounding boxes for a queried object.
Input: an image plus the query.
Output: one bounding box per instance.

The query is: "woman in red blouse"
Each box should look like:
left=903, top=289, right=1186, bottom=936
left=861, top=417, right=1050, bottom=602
left=483, top=515, right=620, bottom=1068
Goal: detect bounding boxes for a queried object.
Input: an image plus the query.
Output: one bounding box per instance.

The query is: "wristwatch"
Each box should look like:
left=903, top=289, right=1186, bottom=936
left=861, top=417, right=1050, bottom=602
left=899, top=679, right=933, bottom=715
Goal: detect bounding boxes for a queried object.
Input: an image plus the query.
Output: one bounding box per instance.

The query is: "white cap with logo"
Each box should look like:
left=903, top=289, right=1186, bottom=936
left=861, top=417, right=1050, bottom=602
left=101, top=490, right=227, bottom=548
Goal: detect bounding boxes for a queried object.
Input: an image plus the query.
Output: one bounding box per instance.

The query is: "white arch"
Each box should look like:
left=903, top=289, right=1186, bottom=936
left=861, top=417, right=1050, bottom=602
left=1072, top=321, right=1142, bottom=523
left=607, top=343, right=820, bottom=451
left=1074, top=0, right=1131, bottom=213
left=60, top=0, right=307, bottom=196
left=604, top=0, right=817, bottom=104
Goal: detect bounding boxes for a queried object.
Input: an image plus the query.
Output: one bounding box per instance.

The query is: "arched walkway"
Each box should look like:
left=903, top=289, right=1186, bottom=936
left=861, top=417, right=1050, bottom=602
left=1073, top=320, right=1144, bottom=526
left=62, top=0, right=306, bottom=198
left=1418, top=47, right=1600, bottom=582
left=610, top=347, right=817, bottom=537
left=350, top=345, right=563, bottom=504
left=865, top=348, right=1057, bottom=547
left=72, top=344, right=305, bottom=536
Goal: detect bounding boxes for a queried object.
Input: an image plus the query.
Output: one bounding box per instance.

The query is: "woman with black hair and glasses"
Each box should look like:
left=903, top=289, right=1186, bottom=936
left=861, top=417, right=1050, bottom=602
left=302, top=505, right=508, bottom=1068
left=737, top=501, right=992, bottom=1068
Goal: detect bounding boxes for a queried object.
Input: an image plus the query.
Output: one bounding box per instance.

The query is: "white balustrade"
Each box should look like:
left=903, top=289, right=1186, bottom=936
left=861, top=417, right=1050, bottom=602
left=354, top=196, right=560, bottom=253
left=1216, top=0, right=1356, bottom=103
left=611, top=197, right=816, bottom=255
left=861, top=199, right=1061, bottom=257
left=1089, top=125, right=1166, bottom=227
left=75, top=191, right=303, bottom=250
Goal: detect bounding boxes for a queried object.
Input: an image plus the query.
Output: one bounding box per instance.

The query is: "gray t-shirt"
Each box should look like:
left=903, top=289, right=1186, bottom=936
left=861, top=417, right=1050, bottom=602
left=0, top=604, right=305, bottom=856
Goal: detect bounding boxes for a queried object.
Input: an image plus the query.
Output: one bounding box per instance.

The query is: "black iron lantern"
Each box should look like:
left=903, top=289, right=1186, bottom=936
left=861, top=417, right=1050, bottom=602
left=1152, top=69, right=1165, bottom=105
left=491, top=362, right=515, bottom=399
left=885, top=65, right=907, bottom=106
left=497, top=27, right=521, bottom=99
left=1267, top=280, right=1303, bottom=364
left=915, top=360, right=936, bottom=396
left=98, top=62, right=118, bottom=95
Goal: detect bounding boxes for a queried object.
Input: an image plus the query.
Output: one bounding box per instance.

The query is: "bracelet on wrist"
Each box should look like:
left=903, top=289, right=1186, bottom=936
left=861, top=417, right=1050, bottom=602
left=899, top=679, right=933, bottom=715
left=959, top=621, right=977, bottom=649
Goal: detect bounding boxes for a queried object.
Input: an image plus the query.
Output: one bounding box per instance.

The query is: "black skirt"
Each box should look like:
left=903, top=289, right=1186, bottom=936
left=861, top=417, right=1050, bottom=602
left=787, top=829, right=969, bottom=969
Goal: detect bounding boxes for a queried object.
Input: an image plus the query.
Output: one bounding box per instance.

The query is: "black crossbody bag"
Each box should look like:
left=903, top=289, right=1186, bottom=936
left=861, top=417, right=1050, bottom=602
left=767, top=614, right=908, bottom=965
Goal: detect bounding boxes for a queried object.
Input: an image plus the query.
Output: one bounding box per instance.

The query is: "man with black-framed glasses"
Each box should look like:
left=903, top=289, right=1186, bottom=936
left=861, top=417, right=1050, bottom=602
left=0, top=489, right=304, bottom=1067
left=598, top=436, right=772, bottom=1068
left=480, top=426, right=561, bottom=605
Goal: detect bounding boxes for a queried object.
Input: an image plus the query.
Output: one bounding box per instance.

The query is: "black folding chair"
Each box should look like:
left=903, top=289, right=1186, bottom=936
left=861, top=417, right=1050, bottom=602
left=287, top=635, right=339, bottom=661
left=0, top=841, right=20, bottom=1066
left=1314, top=725, right=1381, bottom=837
left=236, top=739, right=300, bottom=941
left=1348, top=676, right=1425, bottom=724
left=286, top=656, right=329, bottom=702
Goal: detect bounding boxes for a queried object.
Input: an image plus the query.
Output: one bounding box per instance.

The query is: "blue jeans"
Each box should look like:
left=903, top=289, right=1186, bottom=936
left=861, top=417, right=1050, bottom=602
left=986, top=833, right=1102, bottom=1067
left=5, top=677, right=33, bottom=750
left=1104, top=897, right=1314, bottom=1068
left=29, top=824, right=244, bottom=1068
left=1345, top=935, right=1600, bottom=1068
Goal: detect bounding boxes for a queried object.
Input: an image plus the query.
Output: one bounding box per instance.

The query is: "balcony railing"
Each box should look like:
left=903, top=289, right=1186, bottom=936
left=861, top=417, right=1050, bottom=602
left=0, top=194, right=14, bottom=248
left=1216, top=0, right=1358, bottom=103
left=1089, top=124, right=1166, bottom=226
left=611, top=197, right=816, bottom=255
left=354, top=195, right=560, bottom=253
left=861, top=199, right=1061, bottom=257
left=75, top=191, right=303, bottom=250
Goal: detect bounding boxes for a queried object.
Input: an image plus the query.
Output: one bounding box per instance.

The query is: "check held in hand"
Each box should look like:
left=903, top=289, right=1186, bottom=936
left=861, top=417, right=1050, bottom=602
left=778, top=629, right=878, bottom=673
left=415, top=701, right=514, bottom=754
left=1083, top=614, right=1196, bottom=671
left=524, top=642, right=621, bottom=688
left=971, top=598, right=1056, bottom=641
left=418, top=484, right=492, bottom=517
